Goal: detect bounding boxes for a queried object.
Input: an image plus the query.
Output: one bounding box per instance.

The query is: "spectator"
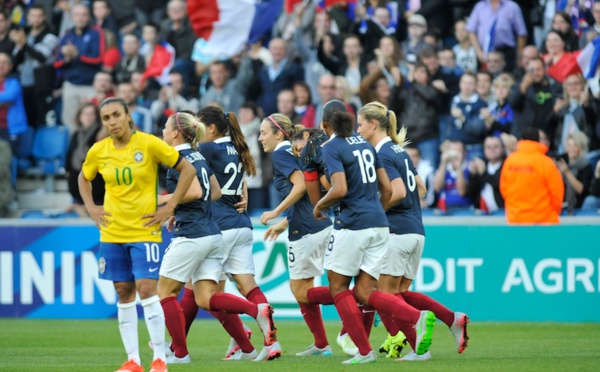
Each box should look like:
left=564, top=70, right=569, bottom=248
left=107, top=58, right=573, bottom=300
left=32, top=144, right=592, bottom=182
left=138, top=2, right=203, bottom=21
left=553, top=73, right=598, bottom=153
left=150, top=71, right=199, bottom=127
left=106, top=0, right=138, bottom=35
left=466, top=135, right=506, bottom=213
left=555, top=132, right=594, bottom=214
left=403, top=14, right=428, bottom=65
left=199, top=61, right=245, bottom=114
left=543, top=29, right=580, bottom=84
left=540, top=11, right=580, bottom=53
left=54, top=4, right=105, bottom=133
left=334, top=75, right=361, bottom=113
left=101, top=30, right=121, bottom=73
left=140, top=21, right=174, bottom=88
left=87, top=71, right=114, bottom=107
left=354, top=4, right=396, bottom=62
left=272, top=0, right=315, bottom=42
left=405, top=144, right=436, bottom=209
left=0, top=52, right=28, bottom=154
left=485, top=50, right=506, bottom=78
left=453, top=19, right=478, bottom=73
left=434, top=140, right=472, bottom=210
left=65, top=102, right=105, bottom=217
left=303, top=74, right=353, bottom=129
left=130, top=70, right=156, bottom=108
left=113, top=33, right=144, bottom=85
left=581, top=160, right=600, bottom=210
left=277, top=89, right=302, bottom=124
left=292, top=81, right=314, bottom=119
left=476, top=70, right=496, bottom=105
left=0, top=138, right=13, bottom=214
left=508, top=56, right=561, bottom=141
left=238, top=101, right=270, bottom=211
left=11, top=4, right=58, bottom=128
left=369, top=35, right=407, bottom=86
left=241, top=38, right=304, bottom=116
left=449, top=72, right=488, bottom=160
left=319, top=34, right=367, bottom=98
left=117, top=81, right=153, bottom=134
left=500, top=127, right=564, bottom=224
left=481, top=73, right=515, bottom=137
left=92, top=0, right=119, bottom=37
left=0, top=11, right=16, bottom=55
left=407, top=0, right=452, bottom=42
left=585, top=1, right=600, bottom=44
left=134, top=0, right=165, bottom=28
left=512, top=44, right=539, bottom=80
left=393, top=62, right=440, bottom=168
left=438, top=48, right=463, bottom=77
left=159, top=0, right=195, bottom=83
left=52, top=0, right=75, bottom=38
left=467, top=0, right=527, bottom=72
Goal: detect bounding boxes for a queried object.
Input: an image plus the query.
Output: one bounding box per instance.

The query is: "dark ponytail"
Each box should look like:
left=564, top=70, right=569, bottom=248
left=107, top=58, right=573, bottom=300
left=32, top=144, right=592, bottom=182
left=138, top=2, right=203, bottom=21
left=328, top=111, right=354, bottom=138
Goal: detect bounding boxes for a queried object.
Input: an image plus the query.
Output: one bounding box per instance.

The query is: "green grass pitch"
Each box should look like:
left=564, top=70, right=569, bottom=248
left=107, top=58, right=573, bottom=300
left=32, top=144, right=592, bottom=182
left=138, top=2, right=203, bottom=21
left=1, top=319, right=599, bottom=371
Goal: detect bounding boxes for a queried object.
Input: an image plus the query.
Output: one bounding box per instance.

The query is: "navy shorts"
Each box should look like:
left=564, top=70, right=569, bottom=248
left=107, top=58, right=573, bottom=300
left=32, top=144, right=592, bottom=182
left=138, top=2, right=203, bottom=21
left=98, top=242, right=164, bottom=282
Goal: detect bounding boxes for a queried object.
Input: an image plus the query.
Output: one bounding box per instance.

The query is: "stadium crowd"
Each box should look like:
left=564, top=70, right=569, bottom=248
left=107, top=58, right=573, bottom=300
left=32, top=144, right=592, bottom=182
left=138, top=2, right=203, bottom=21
left=1, top=0, right=600, bottom=219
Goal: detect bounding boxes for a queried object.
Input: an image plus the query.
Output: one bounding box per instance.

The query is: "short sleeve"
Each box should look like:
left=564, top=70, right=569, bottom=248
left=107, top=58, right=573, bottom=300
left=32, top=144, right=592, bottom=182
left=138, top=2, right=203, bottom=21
left=323, top=141, right=344, bottom=176
left=81, top=143, right=99, bottom=181
left=199, top=141, right=216, bottom=164
left=380, top=150, right=401, bottom=181
left=149, top=135, right=180, bottom=168
left=272, top=148, right=300, bottom=179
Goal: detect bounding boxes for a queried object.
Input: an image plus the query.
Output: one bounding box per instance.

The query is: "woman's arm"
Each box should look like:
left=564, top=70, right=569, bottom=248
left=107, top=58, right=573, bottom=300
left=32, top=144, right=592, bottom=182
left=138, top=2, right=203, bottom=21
left=261, top=170, right=306, bottom=225
left=158, top=177, right=203, bottom=205
left=314, top=171, right=347, bottom=219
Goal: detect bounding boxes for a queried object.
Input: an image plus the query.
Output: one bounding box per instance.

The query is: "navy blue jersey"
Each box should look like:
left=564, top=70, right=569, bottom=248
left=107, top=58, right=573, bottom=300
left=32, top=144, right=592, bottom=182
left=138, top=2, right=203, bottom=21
left=271, top=141, right=332, bottom=241
left=199, top=138, right=252, bottom=231
left=376, top=138, right=425, bottom=235
left=300, top=131, right=329, bottom=175
left=323, top=134, right=389, bottom=230
left=166, top=145, right=221, bottom=238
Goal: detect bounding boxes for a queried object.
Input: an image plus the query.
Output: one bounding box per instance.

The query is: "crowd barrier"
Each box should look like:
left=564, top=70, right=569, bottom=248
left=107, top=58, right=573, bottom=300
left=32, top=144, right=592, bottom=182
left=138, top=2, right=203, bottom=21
left=0, top=218, right=598, bottom=322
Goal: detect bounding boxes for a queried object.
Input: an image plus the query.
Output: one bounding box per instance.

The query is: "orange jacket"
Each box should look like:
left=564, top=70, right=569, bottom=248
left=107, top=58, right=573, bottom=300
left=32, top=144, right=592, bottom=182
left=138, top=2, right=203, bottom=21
left=500, top=140, right=565, bottom=224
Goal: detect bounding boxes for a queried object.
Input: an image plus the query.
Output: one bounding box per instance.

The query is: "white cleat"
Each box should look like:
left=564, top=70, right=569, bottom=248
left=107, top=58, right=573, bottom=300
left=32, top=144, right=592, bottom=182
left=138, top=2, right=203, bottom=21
left=225, top=324, right=253, bottom=358
left=166, top=354, right=191, bottom=364
left=450, top=312, right=470, bottom=354
left=253, top=340, right=282, bottom=361
left=224, top=349, right=258, bottom=361
left=397, top=350, right=431, bottom=361
left=336, top=332, right=358, bottom=356
left=256, top=304, right=277, bottom=345
left=295, top=344, right=333, bottom=356
left=342, top=350, right=376, bottom=364
left=149, top=340, right=173, bottom=358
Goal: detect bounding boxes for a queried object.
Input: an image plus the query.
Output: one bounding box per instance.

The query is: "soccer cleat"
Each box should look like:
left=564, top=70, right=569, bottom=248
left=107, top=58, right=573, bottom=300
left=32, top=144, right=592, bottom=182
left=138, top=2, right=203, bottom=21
left=336, top=332, right=358, bottom=356
left=253, top=340, right=282, bottom=361
left=224, top=349, right=259, bottom=361
left=414, top=310, right=436, bottom=355
left=342, top=350, right=376, bottom=364
left=397, top=350, right=431, bottom=361
left=256, top=304, right=277, bottom=345
left=115, top=360, right=143, bottom=372
left=225, top=324, right=253, bottom=358
left=379, top=332, right=408, bottom=358
left=295, top=344, right=333, bottom=356
left=149, top=358, right=168, bottom=372
left=149, top=340, right=173, bottom=358
left=450, top=312, right=470, bottom=354
left=373, top=311, right=382, bottom=327
left=166, top=354, right=191, bottom=364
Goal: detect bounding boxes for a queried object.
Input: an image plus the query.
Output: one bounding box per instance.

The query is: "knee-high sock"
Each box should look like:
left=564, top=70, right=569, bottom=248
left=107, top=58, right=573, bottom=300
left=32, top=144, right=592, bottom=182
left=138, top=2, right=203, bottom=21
left=211, top=311, right=254, bottom=353
left=160, top=296, right=187, bottom=358
left=359, top=305, right=375, bottom=337
left=300, top=303, right=329, bottom=348
left=117, top=301, right=140, bottom=365
left=333, top=290, right=372, bottom=356
left=142, top=295, right=166, bottom=362
left=368, top=290, right=420, bottom=324
left=401, top=291, right=454, bottom=327
left=396, top=319, right=417, bottom=351
left=307, top=286, right=334, bottom=305
left=209, top=293, right=259, bottom=318
left=378, top=313, right=401, bottom=337
left=180, top=288, right=198, bottom=336
left=246, top=287, right=269, bottom=304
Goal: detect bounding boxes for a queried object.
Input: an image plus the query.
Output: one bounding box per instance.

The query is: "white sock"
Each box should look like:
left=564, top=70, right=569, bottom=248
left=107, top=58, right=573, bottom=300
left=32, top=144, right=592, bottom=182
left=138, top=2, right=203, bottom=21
left=117, top=301, right=141, bottom=365
left=141, top=295, right=166, bottom=361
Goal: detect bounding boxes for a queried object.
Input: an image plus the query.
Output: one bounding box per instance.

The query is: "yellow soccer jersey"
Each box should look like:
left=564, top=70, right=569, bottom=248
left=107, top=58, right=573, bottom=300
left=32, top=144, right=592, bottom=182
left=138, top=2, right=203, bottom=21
left=81, top=131, right=181, bottom=243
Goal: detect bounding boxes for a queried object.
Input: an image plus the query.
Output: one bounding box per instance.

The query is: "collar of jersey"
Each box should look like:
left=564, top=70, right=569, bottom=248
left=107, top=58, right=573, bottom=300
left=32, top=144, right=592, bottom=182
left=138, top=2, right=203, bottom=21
left=214, top=136, right=232, bottom=144
left=329, top=133, right=337, bottom=140
left=275, top=140, right=291, bottom=151
left=375, top=136, right=392, bottom=153
left=174, top=143, right=192, bottom=151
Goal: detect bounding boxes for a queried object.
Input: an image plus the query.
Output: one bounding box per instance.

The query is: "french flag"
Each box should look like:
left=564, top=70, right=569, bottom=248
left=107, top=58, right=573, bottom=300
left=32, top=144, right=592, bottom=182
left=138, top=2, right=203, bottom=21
left=141, top=41, right=175, bottom=86
left=577, top=36, right=600, bottom=79
left=188, top=0, right=282, bottom=59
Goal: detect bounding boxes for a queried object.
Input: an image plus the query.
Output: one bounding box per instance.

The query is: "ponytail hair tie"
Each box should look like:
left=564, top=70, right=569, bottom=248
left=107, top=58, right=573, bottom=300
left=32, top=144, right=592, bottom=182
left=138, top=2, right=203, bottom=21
left=386, top=110, right=390, bottom=118
left=224, top=112, right=229, bottom=120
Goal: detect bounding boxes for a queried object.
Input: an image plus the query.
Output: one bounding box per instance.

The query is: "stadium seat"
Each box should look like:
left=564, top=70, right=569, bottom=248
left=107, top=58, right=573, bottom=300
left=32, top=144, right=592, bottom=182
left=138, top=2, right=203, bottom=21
left=30, top=126, right=69, bottom=192
left=421, top=208, right=446, bottom=216
left=573, top=209, right=600, bottom=216
left=20, top=210, right=50, bottom=219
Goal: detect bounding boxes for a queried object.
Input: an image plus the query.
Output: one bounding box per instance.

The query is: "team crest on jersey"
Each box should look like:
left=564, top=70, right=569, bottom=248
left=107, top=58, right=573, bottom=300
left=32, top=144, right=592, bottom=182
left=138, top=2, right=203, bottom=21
left=98, top=257, right=106, bottom=274
left=134, top=152, right=143, bottom=162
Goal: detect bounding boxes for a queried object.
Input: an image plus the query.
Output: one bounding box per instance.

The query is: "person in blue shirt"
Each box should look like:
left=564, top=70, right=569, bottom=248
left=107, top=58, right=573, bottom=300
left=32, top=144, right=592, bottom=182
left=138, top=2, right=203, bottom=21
left=156, top=112, right=276, bottom=364
left=195, top=105, right=281, bottom=362
left=313, top=110, right=436, bottom=364
left=357, top=101, right=470, bottom=361
left=258, top=113, right=335, bottom=357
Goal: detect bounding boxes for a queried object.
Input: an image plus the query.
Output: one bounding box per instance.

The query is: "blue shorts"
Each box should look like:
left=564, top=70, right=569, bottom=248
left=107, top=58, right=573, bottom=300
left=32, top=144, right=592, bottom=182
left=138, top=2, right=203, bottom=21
left=98, top=242, right=165, bottom=282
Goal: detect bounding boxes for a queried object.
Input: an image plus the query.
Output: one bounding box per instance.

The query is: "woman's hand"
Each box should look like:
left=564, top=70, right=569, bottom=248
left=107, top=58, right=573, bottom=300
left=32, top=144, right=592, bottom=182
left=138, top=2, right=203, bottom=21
left=87, top=205, right=111, bottom=228
left=260, top=209, right=279, bottom=225
left=234, top=194, right=247, bottom=213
